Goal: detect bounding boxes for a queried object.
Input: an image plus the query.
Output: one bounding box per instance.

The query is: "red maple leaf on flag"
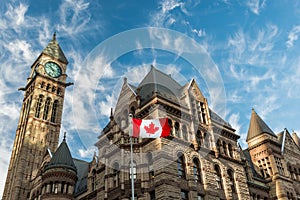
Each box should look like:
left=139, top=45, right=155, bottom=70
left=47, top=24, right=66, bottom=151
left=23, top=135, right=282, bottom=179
left=144, top=122, right=159, bottom=134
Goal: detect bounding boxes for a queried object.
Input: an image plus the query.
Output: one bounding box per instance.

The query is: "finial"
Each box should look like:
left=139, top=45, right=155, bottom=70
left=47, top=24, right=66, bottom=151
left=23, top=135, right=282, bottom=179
left=63, top=132, right=66, bottom=141
left=150, top=64, right=154, bottom=69
left=123, top=77, right=127, bottom=83
left=53, top=32, right=57, bottom=40
left=110, top=108, right=114, bottom=120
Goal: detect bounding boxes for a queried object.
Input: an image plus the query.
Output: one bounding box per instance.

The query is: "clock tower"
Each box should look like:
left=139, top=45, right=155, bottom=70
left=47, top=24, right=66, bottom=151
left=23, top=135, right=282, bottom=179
left=2, top=33, right=72, bottom=200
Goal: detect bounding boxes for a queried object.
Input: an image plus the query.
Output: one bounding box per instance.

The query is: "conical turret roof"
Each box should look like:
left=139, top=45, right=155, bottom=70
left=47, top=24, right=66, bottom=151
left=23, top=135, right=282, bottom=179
left=246, top=109, right=276, bottom=141
left=42, top=32, right=68, bottom=64
left=46, top=135, right=76, bottom=171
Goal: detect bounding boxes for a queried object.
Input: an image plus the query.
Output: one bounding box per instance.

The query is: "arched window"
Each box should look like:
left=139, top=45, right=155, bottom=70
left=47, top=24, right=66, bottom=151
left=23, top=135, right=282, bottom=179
left=57, top=88, right=61, bottom=95
left=130, top=106, right=135, bottom=115
left=46, top=84, right=51, bottom=91
left=51, top=86, right=56, bottom=93
left=182, top=125, right=188, bottom=140
left=43, top=97, right=51, bottom=120
left=196, top=130, right=202, bottom=147
left=228, top=143, right=233, bottom=157
left=200, top=102, right=206, bottom=124
left=174, top=122, right=180, bottom=137
left=40, top=81, right=45, bottom=88
left=129, top=160, right=137, bottom=180
left=227, top=169, right=236, bottom=193
left=215, top=164, right=223, bottom=189
left=193, top=158, right=202, bottom=183
left=113, top=162, right=120, bottom=187
left=216, top=140, right=221, bottom=153
left=35, top=95, right=43, bottom=118
left=223, top=141, right=227, bottom=156
left=177, top=153, right=186, bottom=179
left=51, top=100, right=58, bottom=123
left=168, top=119, right=173, bottom=136
left=91, top=170, right=96, bottom=191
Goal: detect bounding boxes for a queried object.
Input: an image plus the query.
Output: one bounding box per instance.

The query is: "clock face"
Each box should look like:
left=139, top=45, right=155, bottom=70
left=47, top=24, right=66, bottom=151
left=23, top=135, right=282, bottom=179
left=44, top=62, right=62, bottom=78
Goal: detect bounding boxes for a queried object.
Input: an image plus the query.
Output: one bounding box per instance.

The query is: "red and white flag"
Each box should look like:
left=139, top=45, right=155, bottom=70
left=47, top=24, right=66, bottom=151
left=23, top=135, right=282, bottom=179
left=132, top=118, right=171, bottom=138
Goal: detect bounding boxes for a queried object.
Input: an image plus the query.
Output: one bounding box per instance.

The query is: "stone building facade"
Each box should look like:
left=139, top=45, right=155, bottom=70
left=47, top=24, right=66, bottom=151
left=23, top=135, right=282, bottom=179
left=2, top=35, right=300, bottom=200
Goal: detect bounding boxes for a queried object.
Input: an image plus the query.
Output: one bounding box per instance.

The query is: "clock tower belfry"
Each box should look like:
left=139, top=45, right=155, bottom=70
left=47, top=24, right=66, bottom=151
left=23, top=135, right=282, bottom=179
left=3, top=33, right=72, bottom=200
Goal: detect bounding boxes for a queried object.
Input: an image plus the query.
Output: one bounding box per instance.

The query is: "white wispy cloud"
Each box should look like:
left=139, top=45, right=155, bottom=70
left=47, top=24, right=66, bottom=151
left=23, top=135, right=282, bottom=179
left=228, top=25, right=279, bottom=66
left=58, top=0, right=92, bottom=36
left=246, top=0, right=266, bottom=15
left=5, top=3, right=28, bottom=26
left=286, top=25, right=300, bottom=48
left=150, top=0, right=188, bottom=27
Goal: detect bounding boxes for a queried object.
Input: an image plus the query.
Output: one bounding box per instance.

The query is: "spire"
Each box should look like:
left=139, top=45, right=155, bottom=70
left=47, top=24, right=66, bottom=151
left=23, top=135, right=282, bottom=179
left=42, top=32, right=68, bottom=64
left=45, top=136, right=76, bottom=171
left=63, top=131, right=66, bottom=141
left=246, top=109, right=276, bottom=141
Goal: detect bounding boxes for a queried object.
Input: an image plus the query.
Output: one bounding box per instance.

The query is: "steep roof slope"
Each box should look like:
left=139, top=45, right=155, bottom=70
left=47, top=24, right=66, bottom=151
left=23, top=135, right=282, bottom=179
left=246, top=109, right=276, bottom=141
left=46, top=137, right=76, bottom=171
left=42, top=33, right=68, bottom=64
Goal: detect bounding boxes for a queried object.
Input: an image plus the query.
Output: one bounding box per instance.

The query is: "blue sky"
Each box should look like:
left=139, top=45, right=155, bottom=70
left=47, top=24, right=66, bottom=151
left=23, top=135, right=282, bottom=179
left=1, top=0, right=300, bottom=197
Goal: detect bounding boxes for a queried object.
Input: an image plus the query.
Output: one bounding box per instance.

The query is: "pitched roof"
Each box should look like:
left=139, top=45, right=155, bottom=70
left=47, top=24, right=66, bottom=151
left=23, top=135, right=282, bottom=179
left=74, top=158, right=89, bottom=195
left=246, top=109, right=276, bottom=141
left=42, top=33, right=68, bottom=64
left=46, top=136, right=77, bottom=171
left=137, top=66, right=183, bottom=105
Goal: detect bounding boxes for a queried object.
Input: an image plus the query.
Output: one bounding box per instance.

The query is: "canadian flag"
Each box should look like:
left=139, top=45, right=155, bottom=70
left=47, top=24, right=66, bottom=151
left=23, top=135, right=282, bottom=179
left=132, top=118, right=171, bottom=138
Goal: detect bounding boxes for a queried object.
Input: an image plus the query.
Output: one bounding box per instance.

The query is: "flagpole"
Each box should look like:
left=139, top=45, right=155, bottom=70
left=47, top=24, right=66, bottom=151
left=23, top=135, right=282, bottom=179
left=129, top=113, right=134, bottom=200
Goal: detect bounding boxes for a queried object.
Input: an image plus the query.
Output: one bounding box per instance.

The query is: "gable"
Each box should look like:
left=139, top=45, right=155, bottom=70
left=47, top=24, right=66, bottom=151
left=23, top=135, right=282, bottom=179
left=187, top=79, right=205, bottom=101
left=114, top=79, right=136, bottom=118
left=282, top=130, right=300, bottom=154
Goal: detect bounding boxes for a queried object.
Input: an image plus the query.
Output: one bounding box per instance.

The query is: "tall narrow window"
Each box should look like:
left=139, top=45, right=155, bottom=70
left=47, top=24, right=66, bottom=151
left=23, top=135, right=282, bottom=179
left=200, top=102, right=206, bottom=124
left=215, top=165, right=223, bottom=189
left=91, top=170, right=96, bottom=191
left=227, top=169, right=236, bottom=193
left=193, top=158, right=202, bottom=183
left=177, top=153, right=186, bottom=179
left=228, top=143, right=233, bottom=157
left=223, top=141, right=227, bottom=156
left=150, top=190, right=155, bottom=200
left=113, top=162, right=120, bottom=187
left=182, top=125, right=188, bottom=140
left=168, top=119, right=173, bottom=136
left=196, top=130, right=202, bottom=147
left=35, top=95, right=43, bottom=118
left=51, top=100, right=58, bottom=123
left=129, top=161, right=137, bottom=180
left=43, top=98, right=51, bottom=120
left=175, top=122, right=180, bottom=137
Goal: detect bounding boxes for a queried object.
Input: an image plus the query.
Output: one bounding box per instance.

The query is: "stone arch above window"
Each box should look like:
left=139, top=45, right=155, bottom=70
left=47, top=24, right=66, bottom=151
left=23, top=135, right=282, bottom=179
left=50, top=100, right=58, bottom=123
left=193, top=158, right=202, bottom=183
left=214, top=164, right=223, bottom=190
left=177, top=152, right=186, bottom=179
left=174, top=121, right=180, bottom=137
left=227, top=168, right=236, bottom=193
